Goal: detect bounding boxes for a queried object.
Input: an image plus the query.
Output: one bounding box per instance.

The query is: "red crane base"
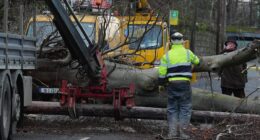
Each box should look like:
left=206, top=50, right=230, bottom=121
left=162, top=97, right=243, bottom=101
left=59, top=80, right=135, bottom=120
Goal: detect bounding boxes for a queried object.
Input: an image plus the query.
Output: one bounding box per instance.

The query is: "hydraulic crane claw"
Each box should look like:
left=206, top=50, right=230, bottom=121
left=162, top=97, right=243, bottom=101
left=45, top=0, right=135, bottom=120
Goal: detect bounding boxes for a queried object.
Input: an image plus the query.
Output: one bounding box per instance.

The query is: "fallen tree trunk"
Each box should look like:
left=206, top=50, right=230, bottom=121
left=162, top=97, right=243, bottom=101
left=25, top=101, right=260, bottom=121
left=28, top=40, right=260, bottom=114
left=193, top=40, right=260, bottom=72
left=35, top=40, right=260, bottom=73
left=26, top=86, right=260, bottom=115
left=32, top=40, right=260, bottom=92
left=192, top=110, right=260, bottom=120
left=135, top=88, right=260, bottom=115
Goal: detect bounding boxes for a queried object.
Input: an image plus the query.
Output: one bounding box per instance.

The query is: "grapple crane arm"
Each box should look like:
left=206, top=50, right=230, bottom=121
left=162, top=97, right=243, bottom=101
left=44, top=0, right=100, bottom=78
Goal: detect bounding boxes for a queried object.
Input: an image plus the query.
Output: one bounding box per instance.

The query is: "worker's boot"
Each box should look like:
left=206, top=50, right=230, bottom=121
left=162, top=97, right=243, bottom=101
left=167, top=128, right=178, bottom=138
left=179, top=128, right=190, bottom=139
left=166, top=122, right=178, bottom=139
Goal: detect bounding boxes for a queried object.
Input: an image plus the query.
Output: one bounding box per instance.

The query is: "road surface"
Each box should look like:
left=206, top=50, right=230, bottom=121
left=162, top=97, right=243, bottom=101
left=12, top=115, right=163, bottom=140
left=13, top=133, right=153, bottom=140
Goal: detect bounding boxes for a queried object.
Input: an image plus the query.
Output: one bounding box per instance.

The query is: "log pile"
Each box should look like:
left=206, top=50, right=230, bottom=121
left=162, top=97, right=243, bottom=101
left=25, top=101, right=260, bottom=121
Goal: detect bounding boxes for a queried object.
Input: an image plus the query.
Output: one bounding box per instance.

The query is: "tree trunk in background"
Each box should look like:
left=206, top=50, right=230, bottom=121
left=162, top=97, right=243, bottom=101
left=0, top=1, right=3, bottom=30
left=216, top=0, right=226, bottom=54
left=226, top=0, right=239, bottom=25
left=190, top=1, right=197, bottom=52
left=0, top=0, right=38, bottom=33
left=259, top=0, right=260, bottom=27
left=249, top=0, right=254, bottom=26
left=258, top=0, right=260, bottom=27
left=8, top=0, right=22, bottom=33
left=226, top=0, right=237, bottom=25
left=234, top=0, right=239, bottom=14
left=216, top=0, right=221, bottom=54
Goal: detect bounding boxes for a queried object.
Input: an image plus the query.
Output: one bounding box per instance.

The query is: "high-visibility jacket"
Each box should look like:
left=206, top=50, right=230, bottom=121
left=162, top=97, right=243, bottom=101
left=158, top=44, right=200, bottom=84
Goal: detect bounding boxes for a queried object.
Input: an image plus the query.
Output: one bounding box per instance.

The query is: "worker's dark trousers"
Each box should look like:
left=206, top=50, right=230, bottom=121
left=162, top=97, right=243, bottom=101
left=167, top=81, right=192, bottom=135
left=221, top=87, right=245, bottom=98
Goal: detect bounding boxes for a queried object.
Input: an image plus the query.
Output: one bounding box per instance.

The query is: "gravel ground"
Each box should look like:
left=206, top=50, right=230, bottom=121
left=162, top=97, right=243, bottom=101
left=19, top=114, right=167, bottom=134
left=13, top=114, right=260, bottom=140
left=14, top=114, right=165, bottom=140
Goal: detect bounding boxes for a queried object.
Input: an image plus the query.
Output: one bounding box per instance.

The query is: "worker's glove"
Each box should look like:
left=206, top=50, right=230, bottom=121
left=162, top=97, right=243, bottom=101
left=158, top=86, right=165, bottom=93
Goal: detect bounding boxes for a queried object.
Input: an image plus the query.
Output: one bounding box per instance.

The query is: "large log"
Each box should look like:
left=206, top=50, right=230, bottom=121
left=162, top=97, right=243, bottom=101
left=25, top=101, right=260, bottom=121
left=28, top=40, right=260, bottom=114
left=194, top=40, right=260, bottom=72
left=36, top=40, right=260, bottom=72
left=135, top=88, right=260, bottom=115
left=32, top=40, right=260, bottom=91
left=106, top=40, right=260, bottom=93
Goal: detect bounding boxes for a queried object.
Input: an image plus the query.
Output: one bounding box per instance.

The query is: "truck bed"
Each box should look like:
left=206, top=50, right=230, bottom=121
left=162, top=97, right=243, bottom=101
left=0, top=33, right=36, bottom=70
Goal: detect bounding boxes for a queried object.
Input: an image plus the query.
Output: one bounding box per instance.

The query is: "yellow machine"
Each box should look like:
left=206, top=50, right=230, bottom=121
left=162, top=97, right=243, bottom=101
left=109, top=0, right=197, bottom=81
left=26, top=11, right=196, bottom=81
left=118, top=15, right=170, bottom=69
left=27, top=14, right=181, bottom=73
left=26, top=14, right=123, bottom=52
left=25, top=3, right=169, bottom=70
left=103, top=0, right=170, bottom=69
left=96, top=15, right=122, bottom=50
left=26, top=14, right=97, bottom=45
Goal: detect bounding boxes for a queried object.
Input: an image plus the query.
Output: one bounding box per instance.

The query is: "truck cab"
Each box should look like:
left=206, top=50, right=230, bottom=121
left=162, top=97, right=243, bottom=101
left=119, top=14, right=170, bottom=69
left=102, top=0, right=170, bottom=69
left=26, top=14, right=97, bottom=47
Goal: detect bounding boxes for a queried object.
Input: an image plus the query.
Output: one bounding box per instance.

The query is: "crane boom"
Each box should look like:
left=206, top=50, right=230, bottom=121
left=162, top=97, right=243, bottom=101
left=44, top=0, right=100, bottom=78
left=42, top=0, right=135, bottom=119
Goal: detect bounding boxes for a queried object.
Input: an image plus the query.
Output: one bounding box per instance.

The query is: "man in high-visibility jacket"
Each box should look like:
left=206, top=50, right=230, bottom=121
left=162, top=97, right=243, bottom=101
left=158, top=32, right=200, bottom=139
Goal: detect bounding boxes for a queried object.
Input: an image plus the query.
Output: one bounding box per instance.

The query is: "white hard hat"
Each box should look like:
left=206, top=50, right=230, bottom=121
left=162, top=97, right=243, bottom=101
left=171, top=32, right=183, bottom=40
left=171, top=32, right=183, bottom=44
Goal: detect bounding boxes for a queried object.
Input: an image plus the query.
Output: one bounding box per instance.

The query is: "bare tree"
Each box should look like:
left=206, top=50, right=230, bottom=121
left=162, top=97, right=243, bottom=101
left=0, top=0, right=4, bottom=31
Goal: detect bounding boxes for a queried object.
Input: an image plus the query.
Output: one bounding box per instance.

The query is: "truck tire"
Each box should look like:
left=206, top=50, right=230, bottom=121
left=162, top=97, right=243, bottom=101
left=14, top=90, right=22, bottom=127
left=0, top=76, right=12, bottom=140
left=11, top=71, right=24, bottom=128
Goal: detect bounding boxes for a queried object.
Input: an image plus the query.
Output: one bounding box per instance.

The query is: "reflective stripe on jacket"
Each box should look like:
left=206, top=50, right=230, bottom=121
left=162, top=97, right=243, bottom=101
left=158, top=44, right=200, bottom=83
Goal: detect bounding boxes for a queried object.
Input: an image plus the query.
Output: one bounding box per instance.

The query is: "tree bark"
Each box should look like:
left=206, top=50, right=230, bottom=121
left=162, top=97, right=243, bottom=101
left=0, top=1, right=3, bottom=30
left=190, top=1, right=198, bottom=52
left=249, top=0, right=254, bottom=25
left=25, top=101, right=260, bottom=121
left=193, top=40, right=260, bottom=72
left=31, top=40, right=260, bottom=92
left=134, top=88, right=260, bottom=115
left=216, top=0, right=226, bottom=54
left=29, top=40, right=260, bottom=114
